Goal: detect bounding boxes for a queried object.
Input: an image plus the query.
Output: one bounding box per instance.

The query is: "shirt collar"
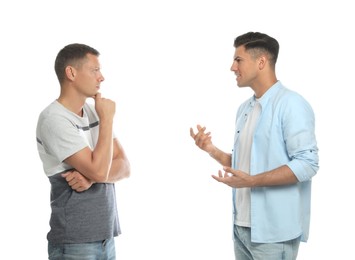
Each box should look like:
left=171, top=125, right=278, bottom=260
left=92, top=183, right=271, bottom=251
left=252, top=81, right=282, bottom=108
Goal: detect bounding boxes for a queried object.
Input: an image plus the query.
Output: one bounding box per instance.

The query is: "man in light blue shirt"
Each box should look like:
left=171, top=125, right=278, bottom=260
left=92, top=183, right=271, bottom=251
left=190, top=32, right=319, bottom=260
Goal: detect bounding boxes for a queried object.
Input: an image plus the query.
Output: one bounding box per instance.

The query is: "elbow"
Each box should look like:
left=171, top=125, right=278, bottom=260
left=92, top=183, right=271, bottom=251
left=289, top=160, right=318, bottom=183
left=123, top=161, right=131, bottom=179
left=111, top=159, right=131, bottom=182
left=95, top=175, right=109, bottom=183
left=90, top=168, right=111, bottom=183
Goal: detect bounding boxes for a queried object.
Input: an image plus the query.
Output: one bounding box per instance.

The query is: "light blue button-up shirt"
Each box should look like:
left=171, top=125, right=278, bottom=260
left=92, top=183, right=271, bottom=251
left=232, top=81, right=319, bottom=243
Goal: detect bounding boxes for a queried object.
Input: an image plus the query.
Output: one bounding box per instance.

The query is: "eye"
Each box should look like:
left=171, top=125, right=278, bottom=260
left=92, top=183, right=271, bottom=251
left=91, top=68, right=101, bottom=74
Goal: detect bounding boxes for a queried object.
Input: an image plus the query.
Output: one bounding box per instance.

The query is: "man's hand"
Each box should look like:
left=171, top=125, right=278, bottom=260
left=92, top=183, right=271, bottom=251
left=62, top=170, right=94, bottom=192
left=190, top=124, right=214, bottom=153
left=94, top=92, right=116, bottom=121
left=212, top=166, right=252, bottom=188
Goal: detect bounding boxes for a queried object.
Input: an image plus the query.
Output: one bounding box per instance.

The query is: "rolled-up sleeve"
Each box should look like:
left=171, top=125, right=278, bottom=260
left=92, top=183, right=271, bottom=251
left=283, top=94, right=319, bottom=182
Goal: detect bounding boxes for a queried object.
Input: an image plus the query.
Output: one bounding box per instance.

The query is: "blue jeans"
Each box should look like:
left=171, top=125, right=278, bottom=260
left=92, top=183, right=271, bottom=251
left=233, top=225, right=300, bottom=260
left=48, top=238, right=116, bottom=260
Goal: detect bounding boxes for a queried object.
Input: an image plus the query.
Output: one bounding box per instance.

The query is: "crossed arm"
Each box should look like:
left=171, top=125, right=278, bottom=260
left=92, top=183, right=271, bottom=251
left=62, top=138, right=131, bottom=192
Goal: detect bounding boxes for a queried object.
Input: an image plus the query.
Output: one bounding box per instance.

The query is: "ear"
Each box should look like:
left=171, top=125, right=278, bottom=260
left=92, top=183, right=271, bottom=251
left=65, top=66, right=76, bottom=81
left=258, top=55, right=267, bottom=70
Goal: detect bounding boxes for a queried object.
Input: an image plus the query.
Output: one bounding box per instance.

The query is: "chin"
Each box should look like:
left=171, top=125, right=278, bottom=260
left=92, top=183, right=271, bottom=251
left=237, top=82, right=247, bottom=88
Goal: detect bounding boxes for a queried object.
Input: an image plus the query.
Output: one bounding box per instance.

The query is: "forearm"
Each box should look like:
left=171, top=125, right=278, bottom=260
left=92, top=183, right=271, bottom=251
left=251, top=165, right=298, bottom=187
left=91, top=119, right=114, bottom=181
left=106, top=157, right=131, bottom=183
left=208, top=146, right=232, bottom=167
left=104, top=138, right=130, bottom=183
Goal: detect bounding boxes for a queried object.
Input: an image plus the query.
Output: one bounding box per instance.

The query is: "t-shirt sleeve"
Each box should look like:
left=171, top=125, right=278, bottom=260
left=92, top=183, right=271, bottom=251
left=39, top=115, right=89, bottom=163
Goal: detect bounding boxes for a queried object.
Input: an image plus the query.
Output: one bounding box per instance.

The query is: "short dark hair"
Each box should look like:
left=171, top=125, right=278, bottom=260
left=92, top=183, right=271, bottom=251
left=54, top=43, right=100, bottom=84
left=233, top=32, right=279, bottom=68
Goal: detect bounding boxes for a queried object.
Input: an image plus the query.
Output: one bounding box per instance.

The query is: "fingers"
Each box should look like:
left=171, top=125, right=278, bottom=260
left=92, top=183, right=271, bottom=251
left=94, top=93, right=116, bottom=120
left=190, top=125, right=203, bottom=139
left=94, top=92, right=101, bottom=100
left=195, top=131, right=211, bottom=146
left=212, top=168, right=234, bottom=180
left=61, top=171, right=74, bottom=181
left=211, top=170, right=224, bottom=182
left=218, top=169, right=223, bottom=177
left=64, top=173, right=83, bottom=191
left=189, top=127, right=195, bottom=139
left=223, top=166, right=235, bottom=175
left=61, top=170, right=92, bottom=192
left=190, top=125, right=210, bottom=140
left=211, top=175, right=220, bottom=182
left=62, top=170, right=78, bottom=184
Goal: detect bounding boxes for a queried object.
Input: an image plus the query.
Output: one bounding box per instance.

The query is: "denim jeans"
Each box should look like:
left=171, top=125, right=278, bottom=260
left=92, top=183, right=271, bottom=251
left=48, top=238, right=116, bottom=260
left=233, top=225, right=300, bottom=260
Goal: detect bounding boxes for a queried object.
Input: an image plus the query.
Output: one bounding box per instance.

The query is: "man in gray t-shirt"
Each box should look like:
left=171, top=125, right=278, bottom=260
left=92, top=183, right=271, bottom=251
left=36, top=43, right=130, bottom=260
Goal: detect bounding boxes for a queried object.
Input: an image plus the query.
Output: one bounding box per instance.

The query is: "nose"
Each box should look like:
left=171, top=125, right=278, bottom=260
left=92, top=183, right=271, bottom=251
left=99, top=74, right=105, bottom=82
left=230, top=61, right=238, bottom=72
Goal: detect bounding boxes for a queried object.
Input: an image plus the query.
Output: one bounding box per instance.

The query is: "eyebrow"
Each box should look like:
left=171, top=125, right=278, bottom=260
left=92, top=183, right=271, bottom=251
left=88, top=66, right=100, bottom=70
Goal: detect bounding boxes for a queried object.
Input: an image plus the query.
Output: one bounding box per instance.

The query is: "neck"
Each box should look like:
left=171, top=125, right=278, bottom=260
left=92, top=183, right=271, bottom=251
left=57, top=95, right=85, bottom=117
left=253, top=76, right=277, bottom=98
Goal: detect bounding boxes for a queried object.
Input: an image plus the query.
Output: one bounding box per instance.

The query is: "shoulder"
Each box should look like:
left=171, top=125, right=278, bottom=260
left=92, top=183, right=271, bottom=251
left=37, top=101, right=77, bottom=131
left=38, top=101, right=60, bottom=125
left=273, top=86, right=315, bottom=121
left=275, top=84, right=312, bottom=109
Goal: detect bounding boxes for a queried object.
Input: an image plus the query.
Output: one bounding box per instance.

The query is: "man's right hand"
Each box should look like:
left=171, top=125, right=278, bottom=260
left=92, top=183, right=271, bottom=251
left=62, top=170, right=94, bottom=192
left=94, top=92, right=116, bottom=121
left=190, top=124, right=214, bottom=153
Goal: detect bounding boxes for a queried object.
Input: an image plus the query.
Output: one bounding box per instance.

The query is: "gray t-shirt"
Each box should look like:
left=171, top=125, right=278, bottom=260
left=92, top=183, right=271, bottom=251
left=36, top=100, right=120, bottom=244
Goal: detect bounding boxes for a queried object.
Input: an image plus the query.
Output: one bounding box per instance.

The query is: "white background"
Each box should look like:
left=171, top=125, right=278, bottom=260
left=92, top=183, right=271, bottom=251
left=1, top=0, right=354, bottom=259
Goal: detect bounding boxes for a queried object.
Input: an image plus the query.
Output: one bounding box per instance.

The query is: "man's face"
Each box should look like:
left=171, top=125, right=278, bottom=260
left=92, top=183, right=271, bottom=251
left=74, top=54, right=105, bottom=98
left=230, top=46, right=259, bottom=88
